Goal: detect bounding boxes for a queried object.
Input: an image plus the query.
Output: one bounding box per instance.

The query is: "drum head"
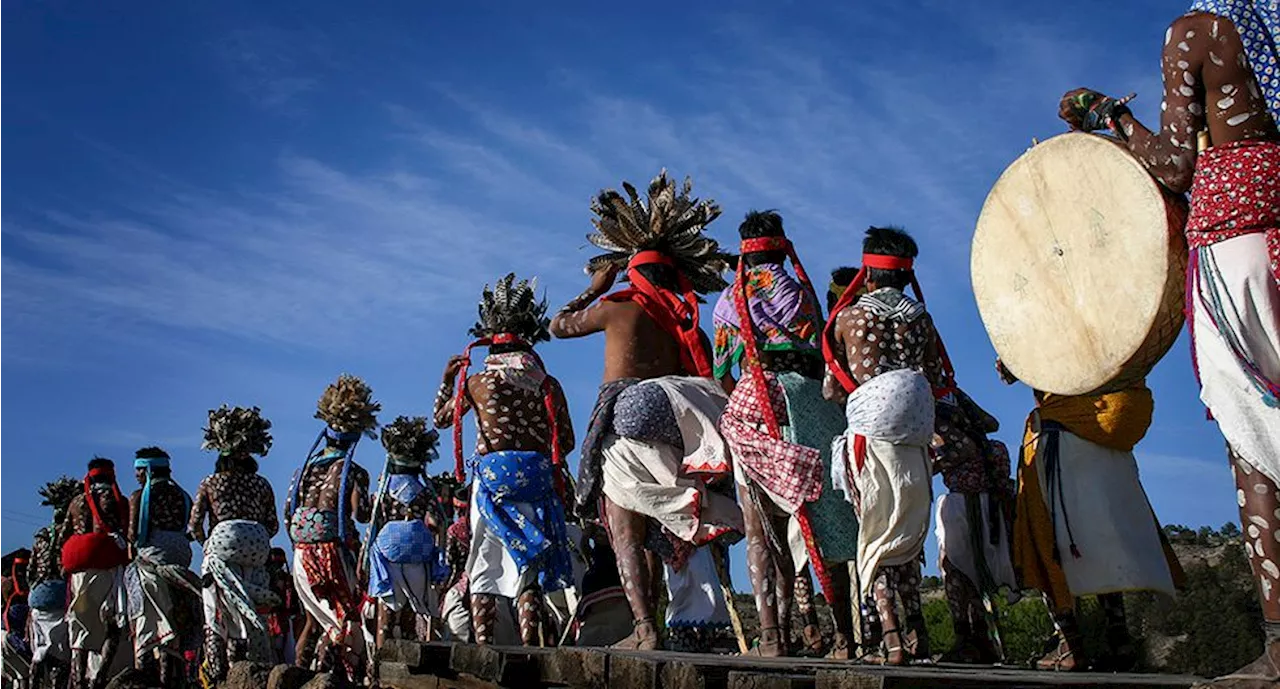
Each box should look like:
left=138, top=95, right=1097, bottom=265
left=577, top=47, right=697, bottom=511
left=972, top=133, right=1177, bottom=395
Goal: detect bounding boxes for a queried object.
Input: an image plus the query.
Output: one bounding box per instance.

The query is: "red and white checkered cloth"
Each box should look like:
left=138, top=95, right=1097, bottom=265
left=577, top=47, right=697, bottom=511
left=719, top=369, right=824, bottom=513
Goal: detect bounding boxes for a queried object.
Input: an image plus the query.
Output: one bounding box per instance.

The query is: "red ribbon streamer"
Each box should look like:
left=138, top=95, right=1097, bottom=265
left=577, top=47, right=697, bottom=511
left=732, top=236, right=833, bottom=598
left=451, top=335, right=565, bottom=502
left=603, top=251, right=713, bottom=377
left=820, top=254, right=957, bottom=397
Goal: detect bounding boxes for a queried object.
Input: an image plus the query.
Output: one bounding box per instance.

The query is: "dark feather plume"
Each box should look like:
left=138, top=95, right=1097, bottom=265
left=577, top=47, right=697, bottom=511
left=585, top=169, right=729, bottom=294
left=203, top=405, right=274, bottom=457
left=316, top=374, right=381, bottom=438
left=469, top=273, right=550, bottom=343
left=380, top=415, right=440, bottom=466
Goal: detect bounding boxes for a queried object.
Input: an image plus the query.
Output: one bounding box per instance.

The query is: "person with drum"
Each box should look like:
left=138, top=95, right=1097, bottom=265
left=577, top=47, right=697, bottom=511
left=823, top=226, right=945, bottom=666
left=1058, top=2, right=1279, bottom=683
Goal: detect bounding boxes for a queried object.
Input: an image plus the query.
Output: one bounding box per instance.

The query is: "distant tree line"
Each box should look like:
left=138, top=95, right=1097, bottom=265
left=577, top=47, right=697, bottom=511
left=1161, top=522, right=1242, bottom=547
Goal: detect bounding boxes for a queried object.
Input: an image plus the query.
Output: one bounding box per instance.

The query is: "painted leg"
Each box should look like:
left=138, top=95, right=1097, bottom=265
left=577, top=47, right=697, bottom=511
left=940, top=562, right=983, bottom=663
left=872, top=567, right=906, bottom=666
left=1212, top=449, right=1280, bottom=687
left=1097, top=592, right=1137, bottom=671
left=375, top=602, right=389, bottom=654
left=1037, top=600, right=1086, bottom=672
left=91, top=625, right=123, bottom=689
left=294, top=613, right=316, bottom=669
left=738, top=484, right=783, bottom=656
left=517, top=586, right=543, bottom=646
left=605, top=496, right=660, bottom=650
left=471, top=594, right=497, bottom=646
left=897, top=562, right=930, bottom=661
left=201, top=628, right=228, bottom=685
left=825, top=562, right=854, bottom=660
left=794, top=565, right=825, bottom=655
left=70, top=649, right=88, bottom=689
left=771, top=514, right=796, bottom=655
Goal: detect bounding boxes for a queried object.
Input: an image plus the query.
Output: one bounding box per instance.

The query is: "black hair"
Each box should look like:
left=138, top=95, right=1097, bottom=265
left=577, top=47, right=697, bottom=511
left=87, top=456, right=114, bottom=472
left=828, top=266, right=860, bottom=311
left=387, top=463, right=424, bottom=476
left=215, top=453, right=258, bottom=474
left=135, top=446, right=170, bottom=460
left=862, top=226, right=918, bottom=290
left=738, top=209, right=787, bottom=268
left=146, top=466, right=173, bottom=479
left=633, top=262, right=681, bottom=293
left=490, top=341, right=535, bottom=356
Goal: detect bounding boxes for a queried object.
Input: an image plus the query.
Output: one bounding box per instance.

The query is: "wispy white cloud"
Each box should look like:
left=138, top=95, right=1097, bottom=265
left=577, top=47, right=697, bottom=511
left=213, top=26, right=327, bottom=110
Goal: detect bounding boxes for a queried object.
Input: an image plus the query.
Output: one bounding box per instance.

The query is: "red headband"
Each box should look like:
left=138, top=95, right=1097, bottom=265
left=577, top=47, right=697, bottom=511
left=87, top=467, right=115, bottom=480
left=627, top=250, right=674, bottom=269
left=490, top=333, right=524, bottom=345
left=739, top=236, right=790, bottom=254
left=822, top=252, right=950, bottom=396
left=860, top=254, right=914, bottom=270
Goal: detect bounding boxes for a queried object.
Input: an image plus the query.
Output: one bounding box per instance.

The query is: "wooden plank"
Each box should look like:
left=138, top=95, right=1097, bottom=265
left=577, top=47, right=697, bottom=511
left=537, top=647, right=608, bottom=687
left=814, top=669, right=883, bottom=689
left=450, top=644, right=505, bottom=682
left=728, top=671, right=815, bottom=689
left=609, top=654, right=658, bottom=689
left=661, top=661, right=705, bottom=689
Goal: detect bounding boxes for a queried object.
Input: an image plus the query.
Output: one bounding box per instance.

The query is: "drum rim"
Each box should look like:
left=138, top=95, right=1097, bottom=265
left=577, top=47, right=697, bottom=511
left=971, top=132, right=1180, bottom=396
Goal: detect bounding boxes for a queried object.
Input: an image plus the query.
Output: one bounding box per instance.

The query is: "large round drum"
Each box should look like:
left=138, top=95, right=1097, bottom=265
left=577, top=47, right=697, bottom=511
left=972, top=133, right=1188, bottom=396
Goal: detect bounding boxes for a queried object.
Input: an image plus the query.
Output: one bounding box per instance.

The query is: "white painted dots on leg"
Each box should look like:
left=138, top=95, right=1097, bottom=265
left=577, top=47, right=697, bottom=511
left=1264, top=560, right=1280, bottom=580
left=1250, top=515, right=1270, bottom=528
left=1250, top=524, right=1261, bottom=539
left=1256, top=482, right=1271, bottom=495
left=1262, top=576, right=1274, bottom=601
left=1239, top=489, right=1248, bottom=507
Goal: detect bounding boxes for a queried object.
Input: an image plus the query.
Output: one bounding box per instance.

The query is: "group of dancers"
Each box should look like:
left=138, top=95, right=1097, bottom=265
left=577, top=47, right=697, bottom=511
left=2, top=1, right=1278, bottom=688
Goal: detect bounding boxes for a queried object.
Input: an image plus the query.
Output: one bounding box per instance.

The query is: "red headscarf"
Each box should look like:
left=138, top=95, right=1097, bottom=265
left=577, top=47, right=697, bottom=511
left=821, top=254, right=957, bottom=396
left=602, top=251, right=713, bottom=377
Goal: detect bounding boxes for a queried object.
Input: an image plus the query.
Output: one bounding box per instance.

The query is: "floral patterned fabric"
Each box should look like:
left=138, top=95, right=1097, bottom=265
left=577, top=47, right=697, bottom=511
left=1185, top=139, right=1280, bottom=284
left=712, top=263, right=823, bottom=380
left=472, top=450, right=573, bottom=593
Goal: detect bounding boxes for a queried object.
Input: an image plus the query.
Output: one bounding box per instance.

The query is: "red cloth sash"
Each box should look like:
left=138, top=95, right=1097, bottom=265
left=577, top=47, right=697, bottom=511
left=602, top=251, right=713, bottom=378
left=60, top=474, right=129, bottom=574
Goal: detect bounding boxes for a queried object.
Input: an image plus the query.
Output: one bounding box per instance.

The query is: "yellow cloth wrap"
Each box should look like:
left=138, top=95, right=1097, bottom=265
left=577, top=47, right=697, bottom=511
left=1011, top=385, right=1155, bottom=612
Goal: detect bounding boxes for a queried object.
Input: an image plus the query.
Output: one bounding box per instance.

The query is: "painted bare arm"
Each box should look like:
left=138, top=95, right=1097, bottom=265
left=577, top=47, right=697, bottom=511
left=128, top=491, right=141, bottom=546
left=1060, top=17, right=1205, bottom=193
left=549, top=377, right=577, bottom=455
left=188, top=480, right=209, bottom=545
left=261, top=482, right=279, bottom=537
left=550, top=265, right=619, bottom=339
left=351, top=468, right=372, bottom=524
left=432, top=356, right=472, bottom=429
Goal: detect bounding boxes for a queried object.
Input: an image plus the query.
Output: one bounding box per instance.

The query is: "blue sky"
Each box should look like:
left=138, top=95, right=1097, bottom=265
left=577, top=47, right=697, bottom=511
left=3, top=0, right=1233, bottom=584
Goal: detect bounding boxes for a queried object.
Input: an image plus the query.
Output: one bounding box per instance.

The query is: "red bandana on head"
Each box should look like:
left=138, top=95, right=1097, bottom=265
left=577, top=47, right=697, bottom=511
left=820, top=253, right=957, bottom=397
left=450, top=334, right=566, bottom=501
left=83, top=467, right=128, bottom=533
left=602, top=251, right=713, bottom=378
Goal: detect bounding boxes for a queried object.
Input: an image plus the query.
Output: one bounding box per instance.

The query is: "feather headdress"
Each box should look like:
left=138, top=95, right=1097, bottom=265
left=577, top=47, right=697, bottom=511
left=315, top=374, right=381, bottom=438
left=202, top=405, right=273, bottom=457
left=586, top=169, right=731, bottom=294
left=469, top=273, right=550, bottom=343
left=380, top=415, right=439, bottom=467
left=39, top=476, right=81, bottom=512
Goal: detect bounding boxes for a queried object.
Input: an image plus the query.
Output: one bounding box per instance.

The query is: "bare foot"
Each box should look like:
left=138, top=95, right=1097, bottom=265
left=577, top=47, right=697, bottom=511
left=800, top=624, right=826, bottom=657
left=750, top=628, right=787, bottom=658
left=826, top=632, right=852, bottom=661
left=612, top=619, right=661, bottom=651
left=1035, top=636, right=1084, bottom=672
